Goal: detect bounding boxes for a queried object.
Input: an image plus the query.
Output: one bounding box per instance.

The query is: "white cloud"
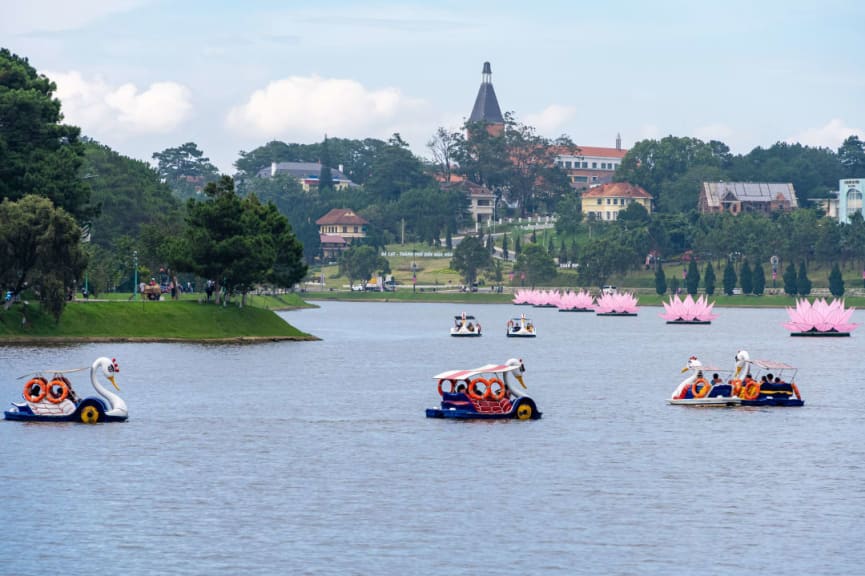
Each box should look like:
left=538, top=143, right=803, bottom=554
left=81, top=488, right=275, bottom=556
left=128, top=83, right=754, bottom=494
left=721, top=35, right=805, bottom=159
left=50, top=71, right=193, bottom=135
left=524, top=104, right=576, bottom=136
left=787, top=119, right=865, bottom=149
left=225, top=75, right=427, bottom=140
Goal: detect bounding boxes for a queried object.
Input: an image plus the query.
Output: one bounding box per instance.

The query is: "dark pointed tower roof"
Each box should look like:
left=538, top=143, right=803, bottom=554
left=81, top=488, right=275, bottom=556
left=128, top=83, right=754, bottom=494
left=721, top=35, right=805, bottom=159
left=468, top=61, right=504, bottom=125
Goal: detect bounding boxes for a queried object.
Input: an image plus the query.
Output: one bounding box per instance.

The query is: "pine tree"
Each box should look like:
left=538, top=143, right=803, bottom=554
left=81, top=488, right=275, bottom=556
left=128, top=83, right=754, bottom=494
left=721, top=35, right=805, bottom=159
left=703, top=262, right=716, bottom=295
left=723, top=260, right=738, bottom=295
left=752, top=263, right=766, bottom=296
left=797, top=261, right=812, bottom=296
left=740, top=259, right=753, bottom=294
left=514, top=235, right=522, bottom=256
left=502, top=234, right=509, bottom=260
left=829, top=263, right=845, bottom=297
left=686, top=259, right=700, bottom=295
left=655, top=265, right=667, bottom=295
left=783, top=263, right=798, bottom=295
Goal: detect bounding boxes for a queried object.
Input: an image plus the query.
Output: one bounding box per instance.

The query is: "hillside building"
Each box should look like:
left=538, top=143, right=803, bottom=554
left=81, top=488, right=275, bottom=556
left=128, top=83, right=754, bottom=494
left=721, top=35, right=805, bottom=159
left=580, top=182, right=653, bottom=221
left=698, top=182, right=798, bottom=215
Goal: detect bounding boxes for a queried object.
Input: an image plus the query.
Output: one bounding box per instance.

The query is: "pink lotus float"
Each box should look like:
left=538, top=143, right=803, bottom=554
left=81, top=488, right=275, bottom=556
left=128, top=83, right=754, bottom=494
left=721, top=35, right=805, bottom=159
left=595, top=292, right=639, bottom=316
left=512, top=289, right=533, bottom=305
left=557, top=290, right=596, bottom=312
left=784, top=298, right=858, bottom=337
left=660, top=294, right=718, bottom=324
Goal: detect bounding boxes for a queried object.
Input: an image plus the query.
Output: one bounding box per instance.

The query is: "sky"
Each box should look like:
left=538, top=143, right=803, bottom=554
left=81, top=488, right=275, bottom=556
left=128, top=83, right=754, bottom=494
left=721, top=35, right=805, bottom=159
left=4, top=0, right=864, bottom=174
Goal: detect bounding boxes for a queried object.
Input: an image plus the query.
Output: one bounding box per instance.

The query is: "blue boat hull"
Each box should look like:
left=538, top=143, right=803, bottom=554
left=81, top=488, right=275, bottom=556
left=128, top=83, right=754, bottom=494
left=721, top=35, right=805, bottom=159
left=4, top=397, right=127, bottom=423
left=425, top=393, right=541, bottom=420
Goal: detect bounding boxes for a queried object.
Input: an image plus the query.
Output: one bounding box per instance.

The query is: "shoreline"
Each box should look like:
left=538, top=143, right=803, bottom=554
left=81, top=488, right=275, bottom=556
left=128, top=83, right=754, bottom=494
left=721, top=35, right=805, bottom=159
left=0, top=335, right=320, bottom=344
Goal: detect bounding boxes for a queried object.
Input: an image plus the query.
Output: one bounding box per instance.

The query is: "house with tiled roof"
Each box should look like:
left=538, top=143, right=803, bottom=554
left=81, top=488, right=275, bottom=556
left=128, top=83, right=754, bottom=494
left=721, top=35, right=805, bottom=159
left=258, top=161, right=356, bottom=192
left=699, top=182, right=798, bottom=215
left=581, top=182, right=653, bottom=221
left=315, top=208, right=368, bottom=260
left=439, top=180, right=495, bottom=226
left=553, top=136, right=628, bottom=190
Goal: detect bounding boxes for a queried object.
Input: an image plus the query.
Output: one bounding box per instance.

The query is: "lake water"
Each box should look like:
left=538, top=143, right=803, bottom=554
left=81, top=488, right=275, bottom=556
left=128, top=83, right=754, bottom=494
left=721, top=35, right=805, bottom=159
left=2, top=301, right=864, bottom=575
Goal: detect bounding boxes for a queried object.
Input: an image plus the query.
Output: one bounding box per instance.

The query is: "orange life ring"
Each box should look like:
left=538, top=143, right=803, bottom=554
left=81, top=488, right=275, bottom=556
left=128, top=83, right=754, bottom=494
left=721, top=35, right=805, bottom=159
left=46, top=378, right=70, bottom=404
left=486, top=377, right=506, bottom=401
left=791, top=382, right=802, bottom=401
left=691, top=378, right=710, bottom=398
left=730, top=379, right=743, bottom=397
left=742, top=381, right=761, bottom=400
left=23, top=377, right=47, bottom=403
left=467, top=377, right=489, bottom=400
left=437, top=378, right=457, bottom=396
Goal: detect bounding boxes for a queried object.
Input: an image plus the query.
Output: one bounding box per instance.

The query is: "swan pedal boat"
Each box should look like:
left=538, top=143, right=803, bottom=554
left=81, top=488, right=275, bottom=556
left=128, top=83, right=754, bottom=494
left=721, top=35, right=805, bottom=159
left=669, top=359, right=742, bottom=407
left=426, top=359, right=541, bottom=420
left=450, top=313, right=482, bottom=337
left=4, top=357, right=128, bottom=423
left=506, top=314, right=536, bottom=337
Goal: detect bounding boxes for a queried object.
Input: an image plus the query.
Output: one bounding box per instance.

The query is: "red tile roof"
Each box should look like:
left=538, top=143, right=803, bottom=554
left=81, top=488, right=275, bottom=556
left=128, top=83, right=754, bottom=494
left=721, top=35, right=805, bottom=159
left=551, top=145, right=628, bottom=159
left=315, top=208, right=368, bottom=226
left=319, top=234, right=347, bottom=245
left=581, top=182, right=652, bottom=199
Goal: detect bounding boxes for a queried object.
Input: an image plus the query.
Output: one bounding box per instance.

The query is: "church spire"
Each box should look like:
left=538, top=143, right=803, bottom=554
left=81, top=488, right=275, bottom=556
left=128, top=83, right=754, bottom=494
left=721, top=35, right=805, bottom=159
left=468, top=61, right=504, bottom=130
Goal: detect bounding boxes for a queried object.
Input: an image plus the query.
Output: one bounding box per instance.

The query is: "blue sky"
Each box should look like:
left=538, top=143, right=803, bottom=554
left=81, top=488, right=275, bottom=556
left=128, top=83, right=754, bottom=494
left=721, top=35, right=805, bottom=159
left=4, top=0, right=864, bottom=173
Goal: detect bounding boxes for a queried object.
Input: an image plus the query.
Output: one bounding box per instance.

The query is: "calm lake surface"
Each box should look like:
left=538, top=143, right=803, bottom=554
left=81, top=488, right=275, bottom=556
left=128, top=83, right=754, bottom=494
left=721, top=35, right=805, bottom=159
left=2, top=301, right=864, bottom=575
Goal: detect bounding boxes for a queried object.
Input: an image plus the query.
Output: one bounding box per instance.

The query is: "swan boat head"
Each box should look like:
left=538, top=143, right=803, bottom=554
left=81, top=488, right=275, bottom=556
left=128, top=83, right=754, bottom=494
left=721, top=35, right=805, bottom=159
left=91, top=357, right=127, bottom=418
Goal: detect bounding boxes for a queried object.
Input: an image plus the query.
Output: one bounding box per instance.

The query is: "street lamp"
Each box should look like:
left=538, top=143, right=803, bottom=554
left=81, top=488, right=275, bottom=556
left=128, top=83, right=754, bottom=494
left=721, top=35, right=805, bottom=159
left=412, top=249, right=417, bottom=293
left=133, top=250, right=138, bottom=301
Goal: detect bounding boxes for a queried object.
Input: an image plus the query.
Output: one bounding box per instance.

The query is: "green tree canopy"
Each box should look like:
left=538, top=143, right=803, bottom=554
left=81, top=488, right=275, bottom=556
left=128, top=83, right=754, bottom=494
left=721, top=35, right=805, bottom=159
left=783, top=262, right=798, bottom=296
left=0, top=48, right=92, bottom=222
left=829, top=263, right=845, bottom=297
left=685, top=259, right=700, bottom=295
left=514, top=243, right=557, bottom=288
left=0, top=195, right=87, bottom=319
left=703, top=262, right=716, bottom=295
left=152, top=142, right=220, bottom=201
left=450, top=234, right=492, bottom=286
left=723, top=259, right=737, bottom=295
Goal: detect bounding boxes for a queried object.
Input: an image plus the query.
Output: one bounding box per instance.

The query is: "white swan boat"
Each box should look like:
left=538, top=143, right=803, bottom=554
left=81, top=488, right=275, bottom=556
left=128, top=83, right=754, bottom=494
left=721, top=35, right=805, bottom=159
left=506, top=314, right=536, bottom=337
left=450, top=312, right=482, bottom=337
left=4, top=357, right=128, bottom=423
left=668, top=355, right=741, bottom=407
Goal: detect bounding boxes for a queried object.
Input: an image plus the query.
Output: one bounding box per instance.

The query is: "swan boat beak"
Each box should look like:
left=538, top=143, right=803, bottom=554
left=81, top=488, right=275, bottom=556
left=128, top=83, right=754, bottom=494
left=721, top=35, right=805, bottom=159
left=514, top=373, right=527, bottom=389
left=108, top=375, right=120, bottom=391
left=680, top=366, right=690, bottom=373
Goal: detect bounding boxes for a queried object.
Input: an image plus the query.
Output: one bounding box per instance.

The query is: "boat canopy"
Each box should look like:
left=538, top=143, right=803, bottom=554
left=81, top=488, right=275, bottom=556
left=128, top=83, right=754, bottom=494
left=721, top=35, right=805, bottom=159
left=749, top=360, right=796, bottom=370
left=434, top=363, right=521, bottom=381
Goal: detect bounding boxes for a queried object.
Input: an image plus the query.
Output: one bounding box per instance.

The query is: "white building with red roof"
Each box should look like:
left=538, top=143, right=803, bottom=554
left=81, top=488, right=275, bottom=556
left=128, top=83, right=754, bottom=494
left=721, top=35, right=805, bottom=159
left=553, top=135, right=628, bottom=190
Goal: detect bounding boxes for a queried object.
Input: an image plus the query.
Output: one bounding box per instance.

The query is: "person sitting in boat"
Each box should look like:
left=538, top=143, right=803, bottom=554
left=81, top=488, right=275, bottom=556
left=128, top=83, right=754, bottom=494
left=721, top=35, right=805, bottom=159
left=712, top=373, right=722, bottom=385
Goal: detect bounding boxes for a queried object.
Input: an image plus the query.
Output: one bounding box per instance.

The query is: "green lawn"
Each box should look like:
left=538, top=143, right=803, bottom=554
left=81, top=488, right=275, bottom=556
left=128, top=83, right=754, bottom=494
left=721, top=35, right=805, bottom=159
left=0, top=300, right=316, bottom=341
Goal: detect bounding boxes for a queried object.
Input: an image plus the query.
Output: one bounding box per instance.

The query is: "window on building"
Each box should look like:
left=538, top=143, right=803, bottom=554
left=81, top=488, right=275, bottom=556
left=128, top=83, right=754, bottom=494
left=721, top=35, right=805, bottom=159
left=592, top=162, right=597, bottom=169
left=565, top=161, right=572, bottom=169
left=606, top=198, right=611, bottom=205
left=582, top=162, right=588, bottom=168
left=597, top=199, right=602, bottom=205
left=353, top=226, right=359, bottom=233
left=342, top=226, right=347, bottom=233
left=612, top=198, right=618, bottom=205
left=592, top=176, right=598, bottom=182
left=574, top=176, right=588, bottom=183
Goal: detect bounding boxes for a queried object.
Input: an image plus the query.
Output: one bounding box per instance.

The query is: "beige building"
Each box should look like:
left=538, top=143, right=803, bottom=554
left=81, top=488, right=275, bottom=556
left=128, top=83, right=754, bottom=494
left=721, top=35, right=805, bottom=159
left=580, top=182, right=653, bottom=221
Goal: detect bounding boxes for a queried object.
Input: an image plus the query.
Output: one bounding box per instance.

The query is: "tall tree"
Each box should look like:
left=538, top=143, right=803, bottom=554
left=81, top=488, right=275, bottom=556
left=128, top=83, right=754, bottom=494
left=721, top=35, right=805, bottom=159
left=837, top=136, right=865, bottom=177
left=655, top=265, right=667, bottom=295
left=0, top=195, right=87, bottom=319
left=364, top=133, right=433, bottom=203
left=514, top=243, right=557, bottom=288
left=685, top=259, right=700, bottom=295
left=0, top=48, right=92, bottom=222
left=828, top=263, right=845, bottom=297
left=723, top=259, right=737, bottom=296
left=427, top=127, right=463, bottom=182
left=752, top=262, right=766, bottom=296
left=783, top=262, right=798, bottom=296
left=797, top=261, right=812, bottom=296
left=703, top=262, right=716, bottom=295
left=152, top=142, right=220, bottom=201
left=740, top=259, right=753, bottom=295
left=450, top=235, right=492, bottom=286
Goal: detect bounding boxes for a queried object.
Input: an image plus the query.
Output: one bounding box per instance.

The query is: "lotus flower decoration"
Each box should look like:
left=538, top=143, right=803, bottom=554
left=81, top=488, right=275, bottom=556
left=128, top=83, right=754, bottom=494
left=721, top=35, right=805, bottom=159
left=595, top=292, right=639, bottom=315
left=660, top=294, right=718, bottom=323
left=512, top=289, right=532, bottom=305
left=783, top=298, right=858, bottom=335
left=557, top=289, right=596, bottom=311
